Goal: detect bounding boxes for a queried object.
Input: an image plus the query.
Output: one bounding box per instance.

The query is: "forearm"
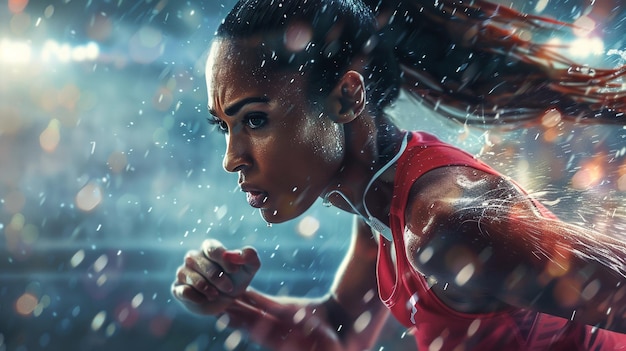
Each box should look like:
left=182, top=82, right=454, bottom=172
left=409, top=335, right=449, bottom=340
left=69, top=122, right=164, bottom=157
left=221, top=289, right=338, bottom=351
left=220, top=288, right=387, bottom=351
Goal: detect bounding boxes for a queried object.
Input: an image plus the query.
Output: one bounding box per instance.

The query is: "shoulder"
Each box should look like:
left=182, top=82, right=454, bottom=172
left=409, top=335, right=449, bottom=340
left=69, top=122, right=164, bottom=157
left=404, top=165, right=521, bottom=235
left=402, top=165, right=537, bottom=309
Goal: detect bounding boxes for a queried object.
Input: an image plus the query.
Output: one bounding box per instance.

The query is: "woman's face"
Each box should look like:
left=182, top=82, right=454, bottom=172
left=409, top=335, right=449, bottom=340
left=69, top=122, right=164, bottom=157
left=206, top=39, right=346, bottom=223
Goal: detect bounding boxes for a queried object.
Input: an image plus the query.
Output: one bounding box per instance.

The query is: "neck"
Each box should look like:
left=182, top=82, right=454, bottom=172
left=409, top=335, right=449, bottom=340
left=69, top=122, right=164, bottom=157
left=374, top=116, right=405, bottom=179
left=323, top=116, right=407, bottom=228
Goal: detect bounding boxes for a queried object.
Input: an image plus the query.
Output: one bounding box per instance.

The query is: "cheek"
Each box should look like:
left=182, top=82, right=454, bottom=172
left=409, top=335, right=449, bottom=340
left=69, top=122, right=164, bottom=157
left=319, top=130, right=344, bottom=164
left=304, top=119, right=345, bottom=164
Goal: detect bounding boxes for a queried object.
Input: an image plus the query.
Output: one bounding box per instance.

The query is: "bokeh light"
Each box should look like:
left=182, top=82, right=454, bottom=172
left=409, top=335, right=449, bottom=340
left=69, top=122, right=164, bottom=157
left=1, top=1, right=625, bottom=351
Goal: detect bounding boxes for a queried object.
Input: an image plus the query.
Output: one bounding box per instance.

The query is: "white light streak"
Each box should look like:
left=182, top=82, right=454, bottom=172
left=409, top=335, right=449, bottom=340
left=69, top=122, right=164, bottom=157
left=0, top=38, right=100, bottom=65
left=569, top=37, right=604, bottom=58
left=0, top=38, right=31, bottom=64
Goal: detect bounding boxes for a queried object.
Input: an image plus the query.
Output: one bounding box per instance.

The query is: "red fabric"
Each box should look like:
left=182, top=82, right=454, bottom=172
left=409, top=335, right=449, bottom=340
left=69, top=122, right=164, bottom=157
left=376, top=131, right=626, bottom=350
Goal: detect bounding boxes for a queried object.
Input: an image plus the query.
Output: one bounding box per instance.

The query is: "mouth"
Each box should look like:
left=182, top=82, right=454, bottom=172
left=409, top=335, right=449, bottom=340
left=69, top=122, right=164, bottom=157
left=241, top=185, right=268, bottom=208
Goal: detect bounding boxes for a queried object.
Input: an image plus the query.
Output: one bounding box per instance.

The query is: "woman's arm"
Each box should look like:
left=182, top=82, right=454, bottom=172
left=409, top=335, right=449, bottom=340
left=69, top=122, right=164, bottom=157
left=403, top=166, right=626, bottom=333
left=174, top=217, right=389, bottom=351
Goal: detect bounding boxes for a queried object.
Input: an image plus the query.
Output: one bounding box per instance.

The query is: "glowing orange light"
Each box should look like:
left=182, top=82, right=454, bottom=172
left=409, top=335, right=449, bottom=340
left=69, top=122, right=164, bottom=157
left=39, top=119, right=60, bottom=153
left=542, top=128, right=559, bottom=143
left=107, top=151, right=128, bottom=173
left=8, top=0, right=28, bottom=14
left=571, top=156, right=605, bottom=190
left=541, top=109, right=561, bottom=128
left=552, top=277, right=582, bottom=308
left=75, top=182, right=103, bottom=212
left=15, top=292, right=38, bottom=316
left=618, top=175, right=626, bottom=192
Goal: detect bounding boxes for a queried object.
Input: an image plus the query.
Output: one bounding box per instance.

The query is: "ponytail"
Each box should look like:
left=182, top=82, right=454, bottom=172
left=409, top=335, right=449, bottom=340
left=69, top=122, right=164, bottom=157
left=216, top=0, right=624, bottom=125
left=366, top=0, right=626, bottom=125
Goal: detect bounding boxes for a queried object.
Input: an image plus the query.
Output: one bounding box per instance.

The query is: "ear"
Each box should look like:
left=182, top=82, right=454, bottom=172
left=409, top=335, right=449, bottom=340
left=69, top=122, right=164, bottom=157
left=325, top=71, right=365, bottom=124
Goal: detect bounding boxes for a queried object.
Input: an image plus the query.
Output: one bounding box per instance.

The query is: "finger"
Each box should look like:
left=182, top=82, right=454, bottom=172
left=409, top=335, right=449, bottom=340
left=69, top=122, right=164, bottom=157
left=200, top=239, right=242, bottom=273
left=222, top=249, right=245, bottom=266
left=240, top=246, right=261, bottom=274
left=185, top=255, right=234, bottom=293
left=172, top=284, right=204, bottom=303
left=202, top=238, right=227, bottom=259
left=176, top=267, right=220, bottom=300
left=221, top=248, right=260, bottom=272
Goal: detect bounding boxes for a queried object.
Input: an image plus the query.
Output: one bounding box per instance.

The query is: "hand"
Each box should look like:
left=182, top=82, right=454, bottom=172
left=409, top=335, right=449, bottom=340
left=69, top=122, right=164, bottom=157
left=172, top=238, right=261, bottom=315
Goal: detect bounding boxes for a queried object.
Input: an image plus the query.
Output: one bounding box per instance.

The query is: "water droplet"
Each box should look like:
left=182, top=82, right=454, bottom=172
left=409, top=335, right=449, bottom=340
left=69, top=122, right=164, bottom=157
left=567, top=64, right=596, bottom=77
left=322, top=196, right=331, bottom=207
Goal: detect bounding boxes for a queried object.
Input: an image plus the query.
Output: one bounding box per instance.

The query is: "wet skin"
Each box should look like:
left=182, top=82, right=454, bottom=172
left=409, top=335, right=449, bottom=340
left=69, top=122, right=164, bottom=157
left=174, top=38, right=626, bottom=349
left=205, top=38, right=397, bottom=225
left=405, top=164, right=626, bottom=328
left=206, top=39, right=348, bottom=223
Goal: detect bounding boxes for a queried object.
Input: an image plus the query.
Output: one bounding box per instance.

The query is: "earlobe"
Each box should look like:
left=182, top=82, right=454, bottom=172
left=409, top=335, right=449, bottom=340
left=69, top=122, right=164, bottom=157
left=326, top=71, right=365, bottom=124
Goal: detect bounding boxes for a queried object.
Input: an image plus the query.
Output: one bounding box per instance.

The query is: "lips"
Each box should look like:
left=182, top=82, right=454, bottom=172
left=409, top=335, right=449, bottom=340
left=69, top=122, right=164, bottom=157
left=241, top=185, right=268, bottom=208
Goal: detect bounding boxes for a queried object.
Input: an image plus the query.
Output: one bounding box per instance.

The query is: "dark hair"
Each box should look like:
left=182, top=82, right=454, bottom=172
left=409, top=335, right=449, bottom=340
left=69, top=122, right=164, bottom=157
left=374, top=0, right=626, bottom=125
left=216, top=0, right=626, bottom=125
left=216, top=0, right=401, bottom=113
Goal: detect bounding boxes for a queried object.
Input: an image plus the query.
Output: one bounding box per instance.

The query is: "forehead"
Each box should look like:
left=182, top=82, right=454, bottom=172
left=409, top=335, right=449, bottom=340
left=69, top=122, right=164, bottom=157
left=207, top=40, right=259, bottom=93
left=206, top=39, right=314, bottom=114
left=207, top=39, right=267, bottom=79
left=206, top=40, right=290, bottom=107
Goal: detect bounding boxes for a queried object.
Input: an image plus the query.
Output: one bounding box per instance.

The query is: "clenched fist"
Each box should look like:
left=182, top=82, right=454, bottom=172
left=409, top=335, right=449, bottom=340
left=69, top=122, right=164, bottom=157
left=172, top=238, right=261, bottom=315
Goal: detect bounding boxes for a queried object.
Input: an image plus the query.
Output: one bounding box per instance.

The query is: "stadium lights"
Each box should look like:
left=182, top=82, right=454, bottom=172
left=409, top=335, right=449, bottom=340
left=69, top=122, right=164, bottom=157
left=0, top=38, right=100, bottom=65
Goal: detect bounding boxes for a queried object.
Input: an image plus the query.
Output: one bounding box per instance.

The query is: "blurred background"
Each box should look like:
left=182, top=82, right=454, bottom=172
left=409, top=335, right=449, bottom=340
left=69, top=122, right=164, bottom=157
left=0, top=0, right=625, bottom=350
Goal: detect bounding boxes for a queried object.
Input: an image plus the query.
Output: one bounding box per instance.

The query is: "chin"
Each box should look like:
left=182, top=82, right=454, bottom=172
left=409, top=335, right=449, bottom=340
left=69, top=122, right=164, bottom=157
left=259, top=192, right=319, bottom=224
left=259, top=204, right=305, bottom=224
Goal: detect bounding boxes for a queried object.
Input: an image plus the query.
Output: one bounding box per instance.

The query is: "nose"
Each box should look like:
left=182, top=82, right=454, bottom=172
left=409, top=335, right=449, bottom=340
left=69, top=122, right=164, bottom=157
left=222, top=133, right=251, bottom=173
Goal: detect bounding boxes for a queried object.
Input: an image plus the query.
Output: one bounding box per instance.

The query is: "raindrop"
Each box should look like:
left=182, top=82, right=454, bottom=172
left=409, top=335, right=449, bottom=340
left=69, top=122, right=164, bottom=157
left=293, top=307, right=306, bottom=323
left=418, top=246, right=434, bottom=264
left=353, top=311, right=372, bottom=333
left=429, top=336, right=444, bottom=351
left=93, top=254, right=108, bottom=273
left=567, top=64, right=596, bottom=77
left=70, top=250, right=85, bottom=268
left=224, top=330, right=242, bottom=350
left=322, top=197, right=331, bottom=207
left=467, top=319, right=481, bottom=336
left=131, top=293, right=144, bottom=308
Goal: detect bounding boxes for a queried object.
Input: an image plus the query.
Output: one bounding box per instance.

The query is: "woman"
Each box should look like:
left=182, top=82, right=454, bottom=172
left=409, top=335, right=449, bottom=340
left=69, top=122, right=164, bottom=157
left=173, top=0, right=626, bottom=349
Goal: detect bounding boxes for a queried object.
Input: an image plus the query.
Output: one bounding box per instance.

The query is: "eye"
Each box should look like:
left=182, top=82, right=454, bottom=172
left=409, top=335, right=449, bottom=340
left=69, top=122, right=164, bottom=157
left=207, top=117, right=228, bottom=133
left=244, top=113, right=267, bottom=129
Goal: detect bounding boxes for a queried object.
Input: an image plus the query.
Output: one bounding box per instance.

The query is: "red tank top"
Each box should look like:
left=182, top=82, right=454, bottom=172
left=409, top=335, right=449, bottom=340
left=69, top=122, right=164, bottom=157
left=377, top=131, right=626, bottom=350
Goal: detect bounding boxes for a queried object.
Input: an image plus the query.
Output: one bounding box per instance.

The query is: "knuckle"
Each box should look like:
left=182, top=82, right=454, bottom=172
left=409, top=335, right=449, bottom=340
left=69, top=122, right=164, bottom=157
left=176, top=268, right=187, bottom=281
left=184, top=249, right=199, bottom=260
left=184, top=255, right=198, bottom=268
left=207, top=265, right=224, bottom=279
left=202, top=238, right=222, bottom=250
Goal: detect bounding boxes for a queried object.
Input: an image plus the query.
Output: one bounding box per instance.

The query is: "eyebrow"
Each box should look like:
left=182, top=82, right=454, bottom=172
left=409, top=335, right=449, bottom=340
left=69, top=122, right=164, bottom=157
left=208, top=96, right=270, bottom=117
